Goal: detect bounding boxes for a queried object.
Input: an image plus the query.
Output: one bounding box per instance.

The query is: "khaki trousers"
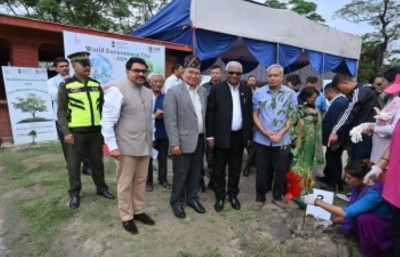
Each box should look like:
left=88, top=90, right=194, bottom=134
left=116, top=155, right=149, bottom=221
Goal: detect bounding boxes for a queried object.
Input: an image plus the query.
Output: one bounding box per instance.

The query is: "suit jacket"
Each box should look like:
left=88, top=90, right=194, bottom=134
left=322, top=95, right=348, bottom=146
left=163, top=82, right=208, bottom=153
left=206, top=81, right=253, bottom=149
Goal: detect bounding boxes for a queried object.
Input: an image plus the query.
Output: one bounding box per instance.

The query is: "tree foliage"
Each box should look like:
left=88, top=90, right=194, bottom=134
left=11, top=93, right=47, bottom=119
left=335, top=0, right=400, bottom=76
left=0, top=0, right=168, bottom=33
left=264, top=0, right=325, bottom=22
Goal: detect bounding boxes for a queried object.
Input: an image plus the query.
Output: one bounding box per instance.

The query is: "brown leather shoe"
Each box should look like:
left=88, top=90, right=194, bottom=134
left=134, top=213, right=155, bottom=226
left=252, top=201, right=264, bottom=211
left=122, top=219, right=138, bottom=235
left=272, top=199, right=287, bottom=209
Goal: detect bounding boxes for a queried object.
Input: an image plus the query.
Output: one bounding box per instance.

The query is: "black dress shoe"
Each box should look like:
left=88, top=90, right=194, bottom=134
left=122, top=219, right=138, bottom=235
left=187, top=201, right=206, bottom=214
left=242, top=169, right=250, bottom=177
left=172, top=206, right=186, bottom=219
left=134, top=213, right=155, bottom=226
left=97, top=190, right=116, bottom=199
left=229, top=197, right=241, bottom=210
left=69, top=196, right=80, bottom=209
left=214, top=200, right=224, bottom=212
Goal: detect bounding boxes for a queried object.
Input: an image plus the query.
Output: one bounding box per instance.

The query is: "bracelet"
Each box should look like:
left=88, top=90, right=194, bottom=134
left=380, top=157, right=389, bottom=162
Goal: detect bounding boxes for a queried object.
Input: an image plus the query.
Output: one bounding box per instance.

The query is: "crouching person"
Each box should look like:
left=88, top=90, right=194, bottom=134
left=304, top=160, right=393, bottom=257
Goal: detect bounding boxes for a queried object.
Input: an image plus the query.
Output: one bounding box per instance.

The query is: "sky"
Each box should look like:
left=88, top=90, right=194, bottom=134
left=252, top=0, right=373, bottom=36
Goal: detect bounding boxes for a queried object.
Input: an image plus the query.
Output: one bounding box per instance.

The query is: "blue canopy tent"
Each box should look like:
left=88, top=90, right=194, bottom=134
left=132, top=0, right=362, bottom=76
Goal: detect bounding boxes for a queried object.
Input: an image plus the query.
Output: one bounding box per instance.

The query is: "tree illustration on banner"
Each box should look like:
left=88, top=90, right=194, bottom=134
left=11, top=93, right=50, bottom=123
left=28, top=130, right=37, bottom=144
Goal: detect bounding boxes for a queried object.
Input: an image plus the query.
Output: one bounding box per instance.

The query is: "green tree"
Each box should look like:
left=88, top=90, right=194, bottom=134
left=265, top=0, right=325, bottom=22
left=334, top=0, right=400, bottom=76
left=0, top=0, right=167, bottom=33
left=12, top=93, right=47, bottom=119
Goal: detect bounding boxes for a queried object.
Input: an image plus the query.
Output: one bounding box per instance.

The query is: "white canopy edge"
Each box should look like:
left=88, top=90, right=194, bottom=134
left=190, top=0, right=362, bottom=60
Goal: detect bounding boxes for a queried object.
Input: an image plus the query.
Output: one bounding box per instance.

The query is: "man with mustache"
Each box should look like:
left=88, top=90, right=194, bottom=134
left=57, top=51, right=115, bottom=209
left=102, top=57, right=155, bottom=235
left=48, top=57, right=92, bottom=176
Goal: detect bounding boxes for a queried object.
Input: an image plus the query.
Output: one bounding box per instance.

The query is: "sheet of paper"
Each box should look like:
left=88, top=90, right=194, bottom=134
left=306, top=188, right=335, bottom=221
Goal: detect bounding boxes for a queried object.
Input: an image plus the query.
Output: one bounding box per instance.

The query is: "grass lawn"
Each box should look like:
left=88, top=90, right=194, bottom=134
left=0, top=142, right=363, bottom=257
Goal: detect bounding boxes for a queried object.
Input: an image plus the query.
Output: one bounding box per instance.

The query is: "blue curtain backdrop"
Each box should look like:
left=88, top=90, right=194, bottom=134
left=278, top=44, right=303, bottom=68
left=194, top=29, right=237, bottom=60
left=242, top=38, right=277, bottom=67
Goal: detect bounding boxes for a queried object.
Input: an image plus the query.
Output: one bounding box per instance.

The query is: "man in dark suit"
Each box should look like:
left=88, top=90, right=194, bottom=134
left=206, top=61, right=253, bottom=212
left=319, top=83, right=348, bottom=191
left=164, top=55, right=208, bottom=219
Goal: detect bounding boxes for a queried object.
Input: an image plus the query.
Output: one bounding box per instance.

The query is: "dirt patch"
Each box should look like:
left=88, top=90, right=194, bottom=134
left=21, top=153, right=61, bottom=171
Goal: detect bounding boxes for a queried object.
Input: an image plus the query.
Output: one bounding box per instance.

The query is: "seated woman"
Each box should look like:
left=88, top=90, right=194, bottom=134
left=304, top=160, right=393, bottom=257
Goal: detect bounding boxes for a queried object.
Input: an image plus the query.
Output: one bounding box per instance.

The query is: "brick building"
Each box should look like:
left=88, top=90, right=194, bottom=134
left=0, top=14, right=192, bottom=143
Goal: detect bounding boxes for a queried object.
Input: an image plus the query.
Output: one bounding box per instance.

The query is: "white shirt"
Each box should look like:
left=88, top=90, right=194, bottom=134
left=185, top=83, right=204, bottom=134
left=164, top=74, right=181, bottom=93
left=47, top=74, right=65, bottom=121
left=228, top=82, right=243, bottom=131
left=101, top=87, right=124, bottom=151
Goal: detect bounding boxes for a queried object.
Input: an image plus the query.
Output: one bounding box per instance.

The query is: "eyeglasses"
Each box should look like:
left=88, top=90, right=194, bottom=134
left=227, top=71, right=242, bottom=76
left=130, top=69, right=148, bottom=74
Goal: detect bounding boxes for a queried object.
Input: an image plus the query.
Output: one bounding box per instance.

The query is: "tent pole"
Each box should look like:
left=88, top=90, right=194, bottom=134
left=277, top=43, right=280, bottom=65
left=321, top=53, right=325, bottom=90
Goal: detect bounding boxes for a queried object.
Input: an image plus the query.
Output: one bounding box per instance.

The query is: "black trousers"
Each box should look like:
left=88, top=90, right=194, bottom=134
left=56, top=121, right=91, bottom=170
left=212, top=130, right=244, bottom=200
left=323, top=147, right=343, bottom=188
left=147, top=139, right=169, bottom=183
left=66, top=131, right=108, bottom=197
left=351, top=137, right=372, bottom=161
left=255, top=143, right=290, bottom=202
left=170, top=135, right=204, bottom=207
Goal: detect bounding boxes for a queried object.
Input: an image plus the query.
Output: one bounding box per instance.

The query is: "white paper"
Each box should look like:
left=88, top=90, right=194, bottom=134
left=152, top=148, right=159, bottom=159
left=306, top=188, right=334, bottom=221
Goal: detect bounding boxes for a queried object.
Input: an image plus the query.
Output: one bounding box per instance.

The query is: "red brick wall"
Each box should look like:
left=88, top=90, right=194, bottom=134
left=0, top=103, right=12, bottom=143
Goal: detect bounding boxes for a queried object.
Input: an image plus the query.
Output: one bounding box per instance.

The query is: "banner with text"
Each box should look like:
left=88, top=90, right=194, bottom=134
left=2, top=66, right=57, bottom=144
left=63, top=31, right=166, bottom=87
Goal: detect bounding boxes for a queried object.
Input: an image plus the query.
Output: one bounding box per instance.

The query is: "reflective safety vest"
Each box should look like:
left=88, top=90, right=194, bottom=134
left=65, top=78, right=102, bottom=129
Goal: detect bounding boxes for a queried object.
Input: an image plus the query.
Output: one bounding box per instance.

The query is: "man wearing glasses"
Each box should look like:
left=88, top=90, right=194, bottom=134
left=164, top=55, right=208, bottom=219
left=206, top=61, right=253, bottom=212
left=58, top=51, right=115, bottom=210
left=101, top=57, right=155, bottom=235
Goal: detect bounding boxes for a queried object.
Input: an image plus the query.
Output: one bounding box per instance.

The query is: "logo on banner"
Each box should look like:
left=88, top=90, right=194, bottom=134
left=148, top=46, right=161, bottom=54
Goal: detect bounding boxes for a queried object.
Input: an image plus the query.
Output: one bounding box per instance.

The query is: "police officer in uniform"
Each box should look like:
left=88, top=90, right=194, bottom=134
left=58, top=51, right=115, bottom=209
